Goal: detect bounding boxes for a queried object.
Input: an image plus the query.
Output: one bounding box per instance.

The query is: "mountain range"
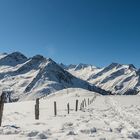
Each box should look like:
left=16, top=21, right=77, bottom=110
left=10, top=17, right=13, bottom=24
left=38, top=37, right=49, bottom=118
left=0, top=52, right=109, bottom=101
left=0, top=52, right=139, bottom=101
left=61, top=63, right=140, bottom=95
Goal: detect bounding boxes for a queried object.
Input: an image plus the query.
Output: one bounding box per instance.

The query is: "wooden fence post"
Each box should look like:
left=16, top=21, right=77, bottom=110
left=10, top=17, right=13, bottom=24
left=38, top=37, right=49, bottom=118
left=84, top=98, right=87, bottom=107
left=54, top=101, right=57, bottom=116
left=90, top=98, right=93, bottom=104
left=92, top=97, right=94, bottom=103
left=82, top=100, right=85, bottom=108
left=0, top=92, right=5, bottom=126
left=88, top=98, right=90, bottom=105
left=80, top=100, right=84, bottom=110
left=80, top=103, right=82, bottom=110
left=75, top=100, right=78, bottom=111
left=35, top=98, right=39, bottom=120
left=67, top=103, right=70, bottom=114
left=90, top=100, right=92, bottom=104
left=80, top=100, right=83, bottom=110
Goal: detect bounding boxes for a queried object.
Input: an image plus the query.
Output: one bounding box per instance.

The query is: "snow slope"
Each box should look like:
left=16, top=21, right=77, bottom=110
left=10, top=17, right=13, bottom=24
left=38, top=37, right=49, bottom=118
left=0, top=88, right=140, bottom=140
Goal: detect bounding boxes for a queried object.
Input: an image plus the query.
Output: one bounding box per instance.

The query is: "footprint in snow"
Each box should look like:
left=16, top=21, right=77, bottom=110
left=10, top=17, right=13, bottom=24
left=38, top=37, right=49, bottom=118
left=26, top=130, right=39, bottom=137
left=80, top=127, right=97, bottom=135
left=67, top=130, right=77, bottom=136
left=62, top=122, right=73, bottom=128
left=37, top=133, right=48, bottom=139
left=0, top=125, right=21, bottom=135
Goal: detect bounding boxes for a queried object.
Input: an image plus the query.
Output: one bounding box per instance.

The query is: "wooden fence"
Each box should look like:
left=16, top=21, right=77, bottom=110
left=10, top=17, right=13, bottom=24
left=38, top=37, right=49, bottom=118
left=0, top=92, right=97, bottom=125
left=35, top=96, right=96, bottom=120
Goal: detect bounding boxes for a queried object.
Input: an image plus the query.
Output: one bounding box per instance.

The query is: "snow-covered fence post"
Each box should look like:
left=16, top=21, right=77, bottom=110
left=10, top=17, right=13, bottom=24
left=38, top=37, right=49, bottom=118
left=35, top=98, right=39, bottom=120
left=67, top=103, right=70, bottom=114
left=54, top=101, right=57, bottom=116
left=0, top=92, right=5, bottom=126
left=75, top=100, right=78, bottom=111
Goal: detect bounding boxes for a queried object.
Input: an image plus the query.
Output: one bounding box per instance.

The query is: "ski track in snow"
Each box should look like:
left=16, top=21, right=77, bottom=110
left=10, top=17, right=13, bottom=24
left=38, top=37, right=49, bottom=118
left=0, top=91, right=140, bottom=140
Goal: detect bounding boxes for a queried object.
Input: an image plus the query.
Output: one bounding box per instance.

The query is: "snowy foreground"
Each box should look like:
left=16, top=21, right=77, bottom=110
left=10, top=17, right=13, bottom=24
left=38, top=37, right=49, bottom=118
left=0, top=88, right=140, bottom=140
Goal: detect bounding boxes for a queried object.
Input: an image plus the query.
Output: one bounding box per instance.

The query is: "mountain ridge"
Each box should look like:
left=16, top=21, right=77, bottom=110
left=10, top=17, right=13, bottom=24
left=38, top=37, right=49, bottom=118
left=0, top=52, right=110, bottom=101
left=0, top=52, right=139, bottom=102
left=64, top=62, right=140, bottom=95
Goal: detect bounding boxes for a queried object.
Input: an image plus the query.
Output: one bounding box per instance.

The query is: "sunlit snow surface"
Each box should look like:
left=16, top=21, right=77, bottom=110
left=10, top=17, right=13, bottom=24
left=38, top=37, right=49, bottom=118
left=0, top=88, right=140, bottom=140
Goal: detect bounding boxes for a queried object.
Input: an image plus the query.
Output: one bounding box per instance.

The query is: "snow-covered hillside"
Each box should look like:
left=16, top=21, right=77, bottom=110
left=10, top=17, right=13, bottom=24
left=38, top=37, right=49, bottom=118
left=0, top=88, right=140, bottom=140
left=0, top=52, right=109, bottom=101
left=64, top=63, right=140, bottom=95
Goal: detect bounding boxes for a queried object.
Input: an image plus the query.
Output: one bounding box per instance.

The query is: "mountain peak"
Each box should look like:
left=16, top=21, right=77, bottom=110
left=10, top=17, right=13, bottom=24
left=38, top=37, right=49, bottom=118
left=9, top=52, right=27, bottom=59
left=0, top=53, right=8, bottom=59
left=75, top=63, right=88, bottom=70
left=128, top=64, right=136, bottom=70
left=32, top=55, right=45, bottom=61
left=67, top=64, right=77, bottom=69
left=74, top=63, right=97, bottom=71
left=47, top=58, right=53, bottom=62
left=0, top=52, right=27, bottom=66
left=59, top=63, right=67, bottom=69
left=0, top=52, right=8, bottom=55
left=110, top=62, right=121, bottom=68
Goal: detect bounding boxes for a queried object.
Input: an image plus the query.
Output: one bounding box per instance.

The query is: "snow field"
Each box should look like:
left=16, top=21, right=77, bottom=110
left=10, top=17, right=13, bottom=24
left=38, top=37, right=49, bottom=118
left=0, top=89, right=140, bottom=140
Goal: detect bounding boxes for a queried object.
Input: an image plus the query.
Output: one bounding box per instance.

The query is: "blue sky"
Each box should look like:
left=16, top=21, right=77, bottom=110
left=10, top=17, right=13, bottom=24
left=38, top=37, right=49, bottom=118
left=0, top=0, right=140, bottom=67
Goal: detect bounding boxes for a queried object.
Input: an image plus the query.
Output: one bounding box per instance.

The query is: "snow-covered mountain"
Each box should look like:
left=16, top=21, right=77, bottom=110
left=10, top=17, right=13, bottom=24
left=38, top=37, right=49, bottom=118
left=60, top=63, right=102, bottom=81
left=0, top=52, right=109, bottom=101
left=65, top=63, right=140, bottom=95
left=0, top=52, right=27, bottom=66
left=1, top=52, right=139, bottom=101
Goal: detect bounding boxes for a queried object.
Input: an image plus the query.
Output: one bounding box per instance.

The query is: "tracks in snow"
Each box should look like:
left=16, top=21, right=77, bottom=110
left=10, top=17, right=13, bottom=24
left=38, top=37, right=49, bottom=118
left=106, top=96, right=140, bottom=129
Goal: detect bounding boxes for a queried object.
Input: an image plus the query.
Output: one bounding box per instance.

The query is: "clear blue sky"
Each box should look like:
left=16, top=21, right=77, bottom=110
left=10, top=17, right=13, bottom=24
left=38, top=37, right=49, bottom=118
left=0, top=0, right=140, bottom=67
